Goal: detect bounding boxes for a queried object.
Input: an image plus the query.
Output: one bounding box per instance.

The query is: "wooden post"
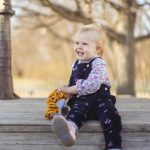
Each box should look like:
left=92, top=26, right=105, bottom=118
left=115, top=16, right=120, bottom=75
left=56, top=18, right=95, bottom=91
left=0, top=0, right=19, bottom=99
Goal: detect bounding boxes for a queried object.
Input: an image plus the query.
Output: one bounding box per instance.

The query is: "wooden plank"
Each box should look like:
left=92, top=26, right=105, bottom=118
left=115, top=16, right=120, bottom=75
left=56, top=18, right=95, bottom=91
left=1, top=122, right=150, bottom=133
left=0, top=133, right=103, bottom=145
left=0, top=125, right=51, bottom=133
left=0, top=98, right=150, bottom=113
left=0, top=132, right=150, bottom=144
left=0, top=112, right=150, bottom=132
left=0, top=98, right=150, bottom=150
left=1, top=144, right=150, bottom=150
left=0, top=98, right=150, bottom=111
left=0, top=132, right=150, bottom=150
left=0, top=98, right=150, bottom=133
left=0, top=145, right=101, bottom=150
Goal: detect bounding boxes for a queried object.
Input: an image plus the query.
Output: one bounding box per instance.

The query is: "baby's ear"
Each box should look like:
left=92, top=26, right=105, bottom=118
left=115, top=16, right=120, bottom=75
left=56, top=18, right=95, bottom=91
left=96, top=46, right=103, bottom=56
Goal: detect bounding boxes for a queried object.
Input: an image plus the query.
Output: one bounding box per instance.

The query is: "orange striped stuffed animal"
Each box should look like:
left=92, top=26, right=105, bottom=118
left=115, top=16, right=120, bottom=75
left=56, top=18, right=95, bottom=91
left=45, top=90, right=69, bottom=119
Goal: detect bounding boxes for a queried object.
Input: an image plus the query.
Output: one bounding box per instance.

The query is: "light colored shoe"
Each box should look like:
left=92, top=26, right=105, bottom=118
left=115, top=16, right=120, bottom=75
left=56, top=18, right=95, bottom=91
left=51, top=115, right=77, bottom=146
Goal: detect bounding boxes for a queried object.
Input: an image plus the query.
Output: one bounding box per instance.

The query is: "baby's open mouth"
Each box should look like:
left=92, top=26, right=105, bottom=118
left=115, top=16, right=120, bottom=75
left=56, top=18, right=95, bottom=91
left=76, top=51, right=84, bottom=56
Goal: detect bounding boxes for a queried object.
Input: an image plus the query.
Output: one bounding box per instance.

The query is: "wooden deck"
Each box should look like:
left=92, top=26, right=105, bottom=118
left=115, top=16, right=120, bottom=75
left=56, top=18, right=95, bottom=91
left=0, top=97, right=150, bottom=150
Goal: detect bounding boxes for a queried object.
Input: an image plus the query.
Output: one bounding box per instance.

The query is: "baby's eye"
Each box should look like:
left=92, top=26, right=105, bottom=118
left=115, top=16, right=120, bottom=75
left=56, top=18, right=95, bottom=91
left=83, top=42, right=88, bottom=45
left=75, top=41, right=79, bottom=45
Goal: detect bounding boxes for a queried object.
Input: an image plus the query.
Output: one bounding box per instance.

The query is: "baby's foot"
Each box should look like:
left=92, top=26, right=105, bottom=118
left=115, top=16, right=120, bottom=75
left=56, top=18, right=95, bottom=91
left=52, top=115, right=77, bottom=146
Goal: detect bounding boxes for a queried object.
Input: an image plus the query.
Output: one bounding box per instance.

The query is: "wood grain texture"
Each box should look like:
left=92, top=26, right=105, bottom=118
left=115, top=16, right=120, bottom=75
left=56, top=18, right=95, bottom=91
left=0, top=97, right=150, bottom=149
left=0, top=98, right=150, bottom=132
left=0, top=132, right=150, bottom=150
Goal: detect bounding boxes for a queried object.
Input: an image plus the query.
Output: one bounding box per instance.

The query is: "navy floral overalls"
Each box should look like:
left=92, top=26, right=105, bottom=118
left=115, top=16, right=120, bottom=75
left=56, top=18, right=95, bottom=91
left=66, top=57, right=122, bottom=149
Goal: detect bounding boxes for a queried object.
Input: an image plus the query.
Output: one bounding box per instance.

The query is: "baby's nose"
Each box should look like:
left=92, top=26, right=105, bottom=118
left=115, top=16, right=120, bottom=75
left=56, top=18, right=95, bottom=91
left=78, top=44, right=82, bottom=49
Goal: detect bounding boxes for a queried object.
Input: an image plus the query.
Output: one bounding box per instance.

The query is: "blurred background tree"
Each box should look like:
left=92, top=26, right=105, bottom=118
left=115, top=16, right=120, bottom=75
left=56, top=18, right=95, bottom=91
left=10, top=0, right=150, bottom=97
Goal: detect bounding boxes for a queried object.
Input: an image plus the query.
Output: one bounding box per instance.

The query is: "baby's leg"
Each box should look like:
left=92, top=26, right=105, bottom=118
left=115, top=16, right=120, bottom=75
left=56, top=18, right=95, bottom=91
left=51, top=115, right=77, bottom=146
left=52, top=100, right=90, bottom=146
left=56, top=99, right=66, bottom=111
left=95, top=96, right=122, bottom=150
left=66, top=100, right=90, bottom=129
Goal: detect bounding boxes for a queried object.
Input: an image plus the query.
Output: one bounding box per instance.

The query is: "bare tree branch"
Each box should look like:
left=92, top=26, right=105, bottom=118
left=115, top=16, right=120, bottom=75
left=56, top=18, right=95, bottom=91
left=83, top=0, right=93, bottom=13
left=34, top=23, right=71, bottom=42
left=13, top=5, right=51, bottom=18
left=16, top=0, right=126, bottom=44
left=39, top=0, right=125, bottom=43
left=47, top=27, right=72, bottom=43
left=101, top=25, right=125, bottom=43
left=75, top=0, right=83, bottom=13
left=145, top=12, right=150, bottom=23
left=135, top=34, right=150, bottom=43
left=39, top=0, right=93, bottom=24
left=137, top=2, right=150, bottom=7
left=14, top=19, right=71, bottom=43
left=104, top=0, right=124, bottom=12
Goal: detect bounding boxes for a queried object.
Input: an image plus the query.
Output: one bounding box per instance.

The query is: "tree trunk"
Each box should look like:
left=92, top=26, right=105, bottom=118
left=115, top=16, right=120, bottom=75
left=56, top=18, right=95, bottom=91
left=116, top=41, right=135, bottom=96
left=116, top=0, right=136, bottom=96
left=0, top=0, right=19, bottom=99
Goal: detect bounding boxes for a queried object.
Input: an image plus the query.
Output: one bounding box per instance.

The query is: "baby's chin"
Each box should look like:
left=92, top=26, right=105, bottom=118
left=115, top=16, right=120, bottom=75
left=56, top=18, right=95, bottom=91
left=76, top=55, right=85, bottom=60
left=75, top=53, right=95, bottom=61
left=76, top=56, right=90, bottom=61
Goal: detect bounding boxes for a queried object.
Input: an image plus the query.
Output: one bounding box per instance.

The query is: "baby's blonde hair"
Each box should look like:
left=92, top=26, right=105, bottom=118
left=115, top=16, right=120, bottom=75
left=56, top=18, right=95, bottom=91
left=77, top=23, right=106, bottom=56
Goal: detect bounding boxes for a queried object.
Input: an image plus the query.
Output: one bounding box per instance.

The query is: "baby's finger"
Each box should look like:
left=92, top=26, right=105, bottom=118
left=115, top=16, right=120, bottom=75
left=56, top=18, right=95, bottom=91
left=56, top=88, right=61, bottom=92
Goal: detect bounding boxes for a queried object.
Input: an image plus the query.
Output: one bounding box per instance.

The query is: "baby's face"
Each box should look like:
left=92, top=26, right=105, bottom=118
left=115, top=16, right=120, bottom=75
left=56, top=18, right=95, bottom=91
left=74, top=31, right=98, bottom=61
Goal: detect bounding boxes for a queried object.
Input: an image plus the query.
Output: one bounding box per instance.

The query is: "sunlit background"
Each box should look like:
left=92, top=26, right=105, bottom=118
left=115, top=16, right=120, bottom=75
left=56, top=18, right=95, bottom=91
left=11, top=0, right=150, bottom=98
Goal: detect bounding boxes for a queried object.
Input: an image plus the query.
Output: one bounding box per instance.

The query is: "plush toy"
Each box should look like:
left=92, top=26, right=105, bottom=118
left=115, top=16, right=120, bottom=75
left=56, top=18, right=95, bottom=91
left=45, top=90, right=69, bottom=119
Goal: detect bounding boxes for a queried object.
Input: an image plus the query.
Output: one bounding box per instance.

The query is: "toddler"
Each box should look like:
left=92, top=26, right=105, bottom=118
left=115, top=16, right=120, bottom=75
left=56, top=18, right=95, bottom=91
left=52, top=23, right=122, bottom=150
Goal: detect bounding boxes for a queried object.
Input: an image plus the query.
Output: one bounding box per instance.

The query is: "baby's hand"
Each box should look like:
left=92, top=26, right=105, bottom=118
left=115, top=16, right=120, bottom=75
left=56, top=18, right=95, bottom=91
left=57, top=85, right=69, bottom=93
left=45, top=109, right=56, bottom=119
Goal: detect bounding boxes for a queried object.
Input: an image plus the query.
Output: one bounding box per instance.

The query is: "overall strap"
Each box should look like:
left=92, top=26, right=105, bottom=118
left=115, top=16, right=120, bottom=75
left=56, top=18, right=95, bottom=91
left=90, top=57, right=102, bottom=64
left=68, top=57, right=102, bottom=86
left=68, top=60, right=79, bottom=86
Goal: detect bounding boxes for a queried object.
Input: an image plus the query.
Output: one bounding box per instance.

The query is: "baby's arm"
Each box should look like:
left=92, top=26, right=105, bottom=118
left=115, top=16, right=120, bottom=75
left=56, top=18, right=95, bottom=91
left=57, top=58, right=110, bottom=96
left=57, top=85, right=78, bottom=94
